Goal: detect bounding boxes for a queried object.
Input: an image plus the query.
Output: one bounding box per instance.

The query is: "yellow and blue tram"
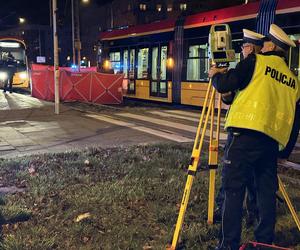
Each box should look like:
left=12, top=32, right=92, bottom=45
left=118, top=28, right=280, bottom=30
left=0, top=37, right=30, bottom=90
left=98, top=0, right=300, bottom=107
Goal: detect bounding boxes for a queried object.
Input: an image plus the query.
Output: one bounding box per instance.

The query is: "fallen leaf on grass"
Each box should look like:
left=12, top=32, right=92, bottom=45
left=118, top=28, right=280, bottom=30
left=75, top=212, right=91, bottom=222
left=82, top=236, right=90, bottom=243
left=28, top=166, right=37, bottom=176
left=143, top=244, right=153, bottom=250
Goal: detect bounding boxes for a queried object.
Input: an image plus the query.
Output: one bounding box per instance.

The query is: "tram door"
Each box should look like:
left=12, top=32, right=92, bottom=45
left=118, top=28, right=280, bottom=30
left=150, top=45, right=168, bottom=97
left=127, top=48, right=136, bottom=94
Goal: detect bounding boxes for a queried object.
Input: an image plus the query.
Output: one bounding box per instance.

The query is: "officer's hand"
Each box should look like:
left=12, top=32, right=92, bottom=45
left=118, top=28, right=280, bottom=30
left=208, top=67, right=227, bottom=78
left=221, top=92, right=234, bottom=105
left=222, top=92, right=232, bottom=98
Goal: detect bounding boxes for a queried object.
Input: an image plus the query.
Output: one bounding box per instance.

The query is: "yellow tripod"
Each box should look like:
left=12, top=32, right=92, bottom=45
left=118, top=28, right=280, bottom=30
left=166, top=79, right=221, bottom=249
left=167, top=78, right=300, bottom=250
left=278, top=177, right=300, bottom=230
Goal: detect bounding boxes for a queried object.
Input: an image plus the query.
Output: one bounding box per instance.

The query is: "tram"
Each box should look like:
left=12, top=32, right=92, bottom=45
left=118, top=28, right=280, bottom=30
left=98, top=0, right=300, bottom=107
left=0, top=37, right=30, bottom=90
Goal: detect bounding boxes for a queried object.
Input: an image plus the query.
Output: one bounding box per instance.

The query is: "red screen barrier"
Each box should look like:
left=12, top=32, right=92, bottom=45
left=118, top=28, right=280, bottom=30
left=31, top=64, right=124, bottom=104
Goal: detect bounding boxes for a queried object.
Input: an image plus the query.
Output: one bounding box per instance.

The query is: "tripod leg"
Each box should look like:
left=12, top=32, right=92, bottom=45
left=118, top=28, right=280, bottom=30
left=168, top=82, right=217, bottom=250
left=207, top=140, right=218, bottom=224
left=207, top=93, right=222, bottom=224
left=278, top=176, right=300, bottom=231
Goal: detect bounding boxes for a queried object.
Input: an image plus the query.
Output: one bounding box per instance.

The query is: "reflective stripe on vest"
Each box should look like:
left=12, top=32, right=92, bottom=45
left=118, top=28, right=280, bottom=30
left=225, top=54, right=299, bottom=147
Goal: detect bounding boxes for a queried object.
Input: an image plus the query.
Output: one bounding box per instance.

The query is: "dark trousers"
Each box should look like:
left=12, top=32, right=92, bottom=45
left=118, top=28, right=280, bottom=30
left=216, top=133, right=258, bottom=216
left=219, top=129, right=278, bottom=250
left=3, top=76, right=13, bottom=93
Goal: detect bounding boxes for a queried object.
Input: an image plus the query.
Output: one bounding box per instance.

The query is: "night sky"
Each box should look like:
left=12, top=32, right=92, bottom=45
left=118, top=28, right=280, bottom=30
left=0, top=0, right=112, bottom=28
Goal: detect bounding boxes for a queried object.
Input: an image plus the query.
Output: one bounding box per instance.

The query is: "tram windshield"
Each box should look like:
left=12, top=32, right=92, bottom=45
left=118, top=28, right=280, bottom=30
left=0, top=40, right=26, bottom=71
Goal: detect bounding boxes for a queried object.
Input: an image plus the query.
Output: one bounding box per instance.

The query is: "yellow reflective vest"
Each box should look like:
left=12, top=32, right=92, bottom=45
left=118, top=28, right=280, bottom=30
left=225, top=54, right=299, bottom=147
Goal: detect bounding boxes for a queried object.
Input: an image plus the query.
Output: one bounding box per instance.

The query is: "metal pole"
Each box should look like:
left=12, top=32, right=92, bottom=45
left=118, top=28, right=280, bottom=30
left=71, top=0, right=76, bottom=65
left=52, top=0, right=60, bottom=114
left=74, top=0, right=81, bottom=70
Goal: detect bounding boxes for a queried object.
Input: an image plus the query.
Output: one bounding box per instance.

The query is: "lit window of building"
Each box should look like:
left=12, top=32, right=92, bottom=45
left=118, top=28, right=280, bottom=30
left=167, top=4, right=173, bottom=12
left=139, top=4, right=147, bottom=11
left=180, top=3, right=187, bottom=11
left=156, top=4, right=162, bottom=12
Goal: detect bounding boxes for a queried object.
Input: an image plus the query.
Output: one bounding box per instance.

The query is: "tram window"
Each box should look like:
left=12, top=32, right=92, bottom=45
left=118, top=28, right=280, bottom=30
left=123, top=50, right=128, bottom=78
left=289, top=46, right=299, bottom=77
left=0, top=51, right=24, bottom=63
left=151, top=81, right=158, bottom=94
left=152, top=47, right=158, bottom=80
left=150, top=45, right=168, bottom=98
left=127, top=49, right=136, bottom=94
left=0, top=49, right=26, bottom=71
left=160, top=82, right=167, bottom=94
left=128, top=80, right=135, bottom=92
left=187, top=44, right=209, bottom=81
left=129, top=49, right=135, bottom=79
left=160, top=46, right=167, bottom=80
left=109, top=51, right=121, bottom=73
left=227, top=40, right=242, bottom=70
left=288, top=34, right=300, bottom=77
left=137, top=48, right=149, bottom=79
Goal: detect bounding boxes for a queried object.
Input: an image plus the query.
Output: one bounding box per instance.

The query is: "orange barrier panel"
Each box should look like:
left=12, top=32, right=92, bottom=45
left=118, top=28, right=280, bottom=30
left=31, top=64, right=124, bottom=104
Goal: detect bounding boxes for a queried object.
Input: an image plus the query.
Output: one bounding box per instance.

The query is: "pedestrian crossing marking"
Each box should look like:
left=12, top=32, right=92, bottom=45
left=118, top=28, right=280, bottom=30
left=164, top=110, right=201, bottom=118
left=117, top=113, right=197, bottom=132
left=165, top=110, right=226, bottom=122
left=85, top=114, right=193, bottom=143
left=149, top=111, right=226, bottom=126
left=117, top=113, right=227, bottom=140
left=149, top=111, right=199, bottom=122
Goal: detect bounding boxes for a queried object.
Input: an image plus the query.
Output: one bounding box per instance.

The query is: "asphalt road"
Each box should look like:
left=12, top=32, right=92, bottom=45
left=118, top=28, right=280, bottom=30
left=0, top=92, right=299, bottom=171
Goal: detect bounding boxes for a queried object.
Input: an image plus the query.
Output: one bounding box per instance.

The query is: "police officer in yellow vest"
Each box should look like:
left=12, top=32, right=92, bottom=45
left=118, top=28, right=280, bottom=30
left=215, top=29, right=264, bottom=226
left=208, top=24, right=299, bottom=250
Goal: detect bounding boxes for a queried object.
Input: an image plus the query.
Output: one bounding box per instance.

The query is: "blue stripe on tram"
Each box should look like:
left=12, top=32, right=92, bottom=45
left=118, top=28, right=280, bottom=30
left=256, top=0, right=278, bottom=35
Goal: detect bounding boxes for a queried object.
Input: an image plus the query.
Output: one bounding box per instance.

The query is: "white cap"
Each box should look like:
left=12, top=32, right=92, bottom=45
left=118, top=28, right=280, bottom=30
left=243, top=29, right=264, bottom=46
left=264, top=24, right=296, bottom=50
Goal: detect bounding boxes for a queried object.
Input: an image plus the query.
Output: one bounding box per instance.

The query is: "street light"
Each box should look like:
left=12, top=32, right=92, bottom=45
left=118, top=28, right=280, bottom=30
left=19, top=17, right=26, bottom=24
left=71, top=0, right=90, bottom=69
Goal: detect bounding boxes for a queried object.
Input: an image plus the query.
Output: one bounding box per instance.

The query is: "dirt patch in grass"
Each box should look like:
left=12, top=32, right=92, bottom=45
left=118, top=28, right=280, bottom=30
left=0, top=143, right=299, bottom=249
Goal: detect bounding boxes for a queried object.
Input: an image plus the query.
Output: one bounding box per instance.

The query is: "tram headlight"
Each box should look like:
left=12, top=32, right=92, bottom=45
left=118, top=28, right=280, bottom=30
left=0, top=72, right=8, bottom=81
left=19, top=72, right=28, bottom=80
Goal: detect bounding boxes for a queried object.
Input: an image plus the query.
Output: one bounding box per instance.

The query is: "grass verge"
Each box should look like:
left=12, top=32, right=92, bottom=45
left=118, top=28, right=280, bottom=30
left=0, top=143, right=299, bottom=249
